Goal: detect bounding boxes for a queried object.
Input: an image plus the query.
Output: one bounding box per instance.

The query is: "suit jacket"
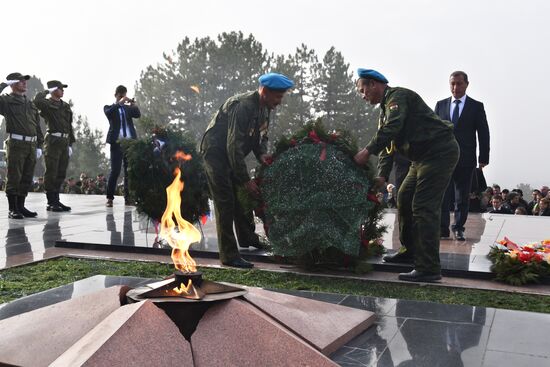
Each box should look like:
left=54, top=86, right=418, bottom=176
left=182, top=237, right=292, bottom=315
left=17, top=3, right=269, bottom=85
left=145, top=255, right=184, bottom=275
left=104, top=103, right=140, bottom=144
left=434, top=96, right=490, bottom=167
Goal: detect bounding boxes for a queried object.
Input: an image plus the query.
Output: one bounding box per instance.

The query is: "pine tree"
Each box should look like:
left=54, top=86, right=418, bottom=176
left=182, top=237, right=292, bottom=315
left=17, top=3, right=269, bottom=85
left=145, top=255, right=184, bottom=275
left=66, top=115, right=109, bottom=179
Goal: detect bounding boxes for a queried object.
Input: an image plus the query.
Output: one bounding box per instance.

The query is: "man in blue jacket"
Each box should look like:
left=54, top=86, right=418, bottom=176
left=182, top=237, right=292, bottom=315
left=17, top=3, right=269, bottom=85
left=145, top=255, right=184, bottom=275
left=104, top=85, right=140, bottom=207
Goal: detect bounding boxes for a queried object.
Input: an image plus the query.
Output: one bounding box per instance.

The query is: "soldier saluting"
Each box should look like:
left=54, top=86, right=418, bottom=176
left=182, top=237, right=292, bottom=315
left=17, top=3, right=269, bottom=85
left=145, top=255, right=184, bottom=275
left=0, top=73, right=44, bottom=219
left=34, top=80, right=75, bottom=212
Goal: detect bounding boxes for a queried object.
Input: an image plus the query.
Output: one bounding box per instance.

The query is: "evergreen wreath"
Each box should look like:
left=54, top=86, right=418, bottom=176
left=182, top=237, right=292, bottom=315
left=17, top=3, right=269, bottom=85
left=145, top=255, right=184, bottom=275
left=489, top=237, right=550, bottom=285
left=245, top=120, right=386, bottom=267
left=122, top=126, right=210, bottom=223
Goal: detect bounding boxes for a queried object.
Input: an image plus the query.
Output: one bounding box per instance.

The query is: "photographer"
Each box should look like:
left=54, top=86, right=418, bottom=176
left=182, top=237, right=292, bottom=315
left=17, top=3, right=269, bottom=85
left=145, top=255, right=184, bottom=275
left=104, top=85, right=140, bottom=207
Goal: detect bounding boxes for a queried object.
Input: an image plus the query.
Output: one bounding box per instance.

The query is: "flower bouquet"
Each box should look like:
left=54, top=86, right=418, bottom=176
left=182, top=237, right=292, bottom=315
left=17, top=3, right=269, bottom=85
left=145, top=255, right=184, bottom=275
left=489, top=237, right=550, bottom=285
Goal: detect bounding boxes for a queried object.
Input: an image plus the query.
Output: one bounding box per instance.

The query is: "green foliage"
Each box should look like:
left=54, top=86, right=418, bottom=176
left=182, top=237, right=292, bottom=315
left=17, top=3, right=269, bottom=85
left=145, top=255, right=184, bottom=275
left=135, top=33, right=379, bottom=154
left=135, top=31, right=269, bottom=142
left=66, top=115, right=109, bottom=179
left=488, top=248, right=550, bottom=286
left=256, top=121, right=385, bottom=266
left=3, top=257, right=550, bottom=314
left=122, top=126, right=210, bottom=222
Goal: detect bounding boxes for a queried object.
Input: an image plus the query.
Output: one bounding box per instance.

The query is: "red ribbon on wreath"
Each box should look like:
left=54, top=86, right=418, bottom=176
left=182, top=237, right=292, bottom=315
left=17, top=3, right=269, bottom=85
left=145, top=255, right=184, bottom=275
left=308, top=130, right=327, bottom=161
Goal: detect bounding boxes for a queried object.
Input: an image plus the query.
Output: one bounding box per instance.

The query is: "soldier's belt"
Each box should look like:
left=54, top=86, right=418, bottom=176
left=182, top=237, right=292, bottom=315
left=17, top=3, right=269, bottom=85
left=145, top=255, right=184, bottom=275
left=9, top=133, right=37, bottom=142
left=49, top=132, right=70, bottom=138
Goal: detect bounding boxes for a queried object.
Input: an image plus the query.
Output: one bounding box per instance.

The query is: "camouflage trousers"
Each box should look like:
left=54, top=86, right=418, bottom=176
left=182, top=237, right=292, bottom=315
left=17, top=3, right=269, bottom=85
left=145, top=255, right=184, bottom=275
left=5, top=139, right=37, bottom=196
left=202, top=149, right=258, bottom=263
left=397, top=139, right=459, bottom=273
left=44, top=135, right=70, bottom=193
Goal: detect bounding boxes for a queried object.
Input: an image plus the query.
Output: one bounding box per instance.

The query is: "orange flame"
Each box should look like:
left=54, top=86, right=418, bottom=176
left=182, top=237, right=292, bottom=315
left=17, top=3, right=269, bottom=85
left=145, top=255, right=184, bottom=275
left=160, top=152, right=202, bottom=274
left=173, top=279, right=193, bottom=295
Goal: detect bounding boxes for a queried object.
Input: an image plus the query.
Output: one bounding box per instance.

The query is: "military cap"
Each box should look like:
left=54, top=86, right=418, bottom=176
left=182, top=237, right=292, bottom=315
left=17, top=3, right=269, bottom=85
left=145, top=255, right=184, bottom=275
left=258, top=73, right=294, bottom=91
left=357, top=68, right=388, bottom=83
left=47, top=80, right=68, bottom=89
left=6, top=72, right=30, bottom=81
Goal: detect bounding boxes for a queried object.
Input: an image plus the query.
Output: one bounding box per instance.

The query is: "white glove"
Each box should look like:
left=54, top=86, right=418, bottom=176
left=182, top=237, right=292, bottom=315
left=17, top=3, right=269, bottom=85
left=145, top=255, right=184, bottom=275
left=48, top=87, right=58, bottom=93
left=68, top=146, right=73, bottom=157
left=36, top=148, right=43, bottom=159
left=6, top=80, right=19, bottom=86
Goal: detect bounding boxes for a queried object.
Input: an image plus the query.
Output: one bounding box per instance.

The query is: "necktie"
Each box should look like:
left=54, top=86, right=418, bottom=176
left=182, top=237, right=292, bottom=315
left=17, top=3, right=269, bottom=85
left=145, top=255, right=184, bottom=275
left=451, top=100, right=461, bottom=126
left=120, top=107, right=127, bottom=137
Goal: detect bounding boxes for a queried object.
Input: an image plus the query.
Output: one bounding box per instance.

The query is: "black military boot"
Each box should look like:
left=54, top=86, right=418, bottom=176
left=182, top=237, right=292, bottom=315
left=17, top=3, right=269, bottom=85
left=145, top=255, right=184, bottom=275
left=46, top=192, right=63, bottom=212
left=7, top=195, right=24, bottom=219
left=18, top=196, right=37, bottom=218
left=56, top=193, right=71, bottom=211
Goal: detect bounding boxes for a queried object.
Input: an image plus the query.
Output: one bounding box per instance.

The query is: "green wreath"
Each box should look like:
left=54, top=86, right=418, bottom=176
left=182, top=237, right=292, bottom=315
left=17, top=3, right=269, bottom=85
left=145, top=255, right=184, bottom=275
left=247, top=120, right=386, bottom=267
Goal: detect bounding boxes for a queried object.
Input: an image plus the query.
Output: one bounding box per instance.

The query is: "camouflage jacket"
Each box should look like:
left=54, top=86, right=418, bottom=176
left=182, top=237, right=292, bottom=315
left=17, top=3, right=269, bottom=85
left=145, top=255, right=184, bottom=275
left=201, top=91, right=270, bottom=184
left=0, top=83, right=44, bottom=147
left=34, top=91, right=75, bottom=145
left=365, top=87, right=454, bottom=179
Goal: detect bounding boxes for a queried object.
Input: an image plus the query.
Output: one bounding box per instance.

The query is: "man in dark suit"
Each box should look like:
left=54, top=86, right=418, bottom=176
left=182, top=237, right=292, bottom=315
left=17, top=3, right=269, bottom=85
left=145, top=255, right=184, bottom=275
left=435, top=71, right=490, bottom=241
left=104, top=85, right=140, bottom=207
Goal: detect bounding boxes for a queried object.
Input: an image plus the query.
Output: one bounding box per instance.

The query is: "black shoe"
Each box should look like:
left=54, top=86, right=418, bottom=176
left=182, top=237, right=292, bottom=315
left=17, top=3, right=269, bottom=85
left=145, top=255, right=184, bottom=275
left=18, top=196, right=37, bottom=218
left=7, top=195, right=24, bottom=219
left=222, top=257, right=254, bottom=269
left=56, top=193, right=71, bottom=211
left=47, top=203, right=64, bottom=212
left=8, top=210, right=24, bottom=219
left=398, top=270, right=442, bottom=282
left=383, top=251, right=414, bottom=264
left=454, top=229, right=465, bottom=241
left=440, top=229, right=451, bottom=239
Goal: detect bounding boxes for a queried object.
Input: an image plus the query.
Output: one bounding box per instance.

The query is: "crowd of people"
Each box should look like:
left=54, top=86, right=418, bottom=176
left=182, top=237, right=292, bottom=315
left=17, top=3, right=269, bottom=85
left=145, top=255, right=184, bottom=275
left=24, top=173, right=130, bottom=196
left=484, top=184, right=550, bottom=216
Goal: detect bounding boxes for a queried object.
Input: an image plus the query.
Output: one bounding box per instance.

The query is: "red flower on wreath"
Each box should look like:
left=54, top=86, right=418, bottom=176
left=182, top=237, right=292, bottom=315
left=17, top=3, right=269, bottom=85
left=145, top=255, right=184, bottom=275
left=289, top=138, right=297, bottom=147
left=367, top=192, right=380, bottom=204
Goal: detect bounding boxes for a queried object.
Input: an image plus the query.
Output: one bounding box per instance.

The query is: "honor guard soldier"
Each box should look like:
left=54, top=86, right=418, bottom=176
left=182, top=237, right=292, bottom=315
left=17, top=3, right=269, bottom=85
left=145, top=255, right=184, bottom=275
left=0, top=73, right=44, bottom=219
left=34, top=80, right=75, bottom=212
left=354, top=69, right=459, bottom=282
left=200, top=73, right=294, bottom=268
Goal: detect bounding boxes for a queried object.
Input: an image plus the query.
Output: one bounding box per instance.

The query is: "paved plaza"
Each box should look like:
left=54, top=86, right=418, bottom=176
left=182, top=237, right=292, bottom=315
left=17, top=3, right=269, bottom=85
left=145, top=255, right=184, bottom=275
left=1, top=193, right=550, bottom=366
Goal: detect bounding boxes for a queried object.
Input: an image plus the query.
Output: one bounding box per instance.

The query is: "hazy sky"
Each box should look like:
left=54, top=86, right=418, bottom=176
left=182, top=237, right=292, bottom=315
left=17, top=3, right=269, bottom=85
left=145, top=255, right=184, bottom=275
left=2, top=0, right=549, bottom=189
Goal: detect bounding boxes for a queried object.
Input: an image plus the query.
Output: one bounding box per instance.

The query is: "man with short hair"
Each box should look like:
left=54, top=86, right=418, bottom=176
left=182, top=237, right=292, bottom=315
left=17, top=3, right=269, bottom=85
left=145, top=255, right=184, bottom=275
left=541, top=186, right=549, bottom=198
left=354, top=69, right=459, bottom=282
left=200, top=72, right=294, bottom=269
left=0, top=73, right=44, bottom=219
left=34, top=80, right=75, bottom=212
left=436, top=71, right=490, bottom=241
left=489, top=195, right=512, bottom=214
left=104, top=85, right=140, bottom=207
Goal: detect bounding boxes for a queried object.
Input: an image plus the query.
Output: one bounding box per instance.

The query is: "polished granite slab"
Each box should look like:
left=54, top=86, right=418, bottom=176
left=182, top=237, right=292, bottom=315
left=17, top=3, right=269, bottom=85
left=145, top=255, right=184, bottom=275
left=1, top=275, right=548, bottom=367
left=3, top=193, right=550, bottom=278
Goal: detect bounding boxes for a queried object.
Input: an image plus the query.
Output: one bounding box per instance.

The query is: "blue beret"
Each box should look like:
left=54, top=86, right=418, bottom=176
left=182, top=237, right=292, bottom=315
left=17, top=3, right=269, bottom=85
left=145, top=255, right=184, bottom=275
left=259, top=73, right=294, bottom=91
left=357, top=68, right=388, bottom=83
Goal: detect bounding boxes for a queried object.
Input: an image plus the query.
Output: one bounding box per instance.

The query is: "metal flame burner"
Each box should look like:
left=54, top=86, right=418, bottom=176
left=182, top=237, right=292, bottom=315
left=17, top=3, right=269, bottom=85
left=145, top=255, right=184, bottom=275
left=126, top=273, right=247, bottom=303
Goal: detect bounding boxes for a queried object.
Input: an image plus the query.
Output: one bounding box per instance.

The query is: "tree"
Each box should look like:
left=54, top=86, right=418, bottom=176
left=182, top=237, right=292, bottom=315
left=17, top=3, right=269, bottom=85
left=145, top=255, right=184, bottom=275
left=269, top=44, right=319, bottom=142
left=135, top=31, right=270, bottom=141
left=312, top=47, right=378, bottom=147
left=66, top=115, right=108, bottom=179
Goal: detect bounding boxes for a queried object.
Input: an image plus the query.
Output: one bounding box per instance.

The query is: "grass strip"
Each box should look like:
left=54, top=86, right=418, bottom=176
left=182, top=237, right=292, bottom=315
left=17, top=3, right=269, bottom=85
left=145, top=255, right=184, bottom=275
left=1, top=257, right=549, bottom=313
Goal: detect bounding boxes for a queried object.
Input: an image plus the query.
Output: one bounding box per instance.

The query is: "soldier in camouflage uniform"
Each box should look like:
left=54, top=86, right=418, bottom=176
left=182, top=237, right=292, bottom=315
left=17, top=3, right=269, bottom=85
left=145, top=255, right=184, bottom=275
left=200, top=73, right=294, bottom=268
left=34, top=80, right=75, bottom=212
left=0, top=73, right=44, bottom=219
left=354, top=69, right=459, bottom=282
